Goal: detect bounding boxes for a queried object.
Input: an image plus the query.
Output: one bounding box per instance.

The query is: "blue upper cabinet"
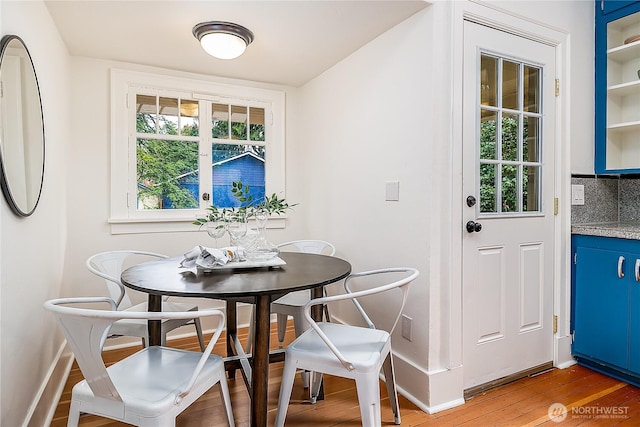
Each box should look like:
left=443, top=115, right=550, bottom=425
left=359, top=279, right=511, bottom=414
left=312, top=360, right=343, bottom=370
left=601, top=0, right=639, bottom=15
left=594, top=1, right=640, bottom=174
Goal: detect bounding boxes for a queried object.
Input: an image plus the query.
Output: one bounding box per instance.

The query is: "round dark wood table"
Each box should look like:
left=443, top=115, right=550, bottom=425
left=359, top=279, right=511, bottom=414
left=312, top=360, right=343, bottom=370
left=121, top=251, right=351, bottom=427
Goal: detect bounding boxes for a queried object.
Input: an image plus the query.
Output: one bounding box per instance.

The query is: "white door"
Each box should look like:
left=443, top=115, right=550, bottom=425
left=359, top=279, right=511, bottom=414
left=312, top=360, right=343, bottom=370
left=462, top=20, right=556, bottom=390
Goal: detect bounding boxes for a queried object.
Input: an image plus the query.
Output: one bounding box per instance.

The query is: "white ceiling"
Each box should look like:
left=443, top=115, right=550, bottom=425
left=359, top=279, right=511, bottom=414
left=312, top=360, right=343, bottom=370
left=44, top=0, right=429, bottom=87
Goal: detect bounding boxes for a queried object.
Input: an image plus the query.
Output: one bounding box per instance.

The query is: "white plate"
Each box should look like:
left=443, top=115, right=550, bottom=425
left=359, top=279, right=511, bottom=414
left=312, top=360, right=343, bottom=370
left=195, top=256, right=286, bottom=272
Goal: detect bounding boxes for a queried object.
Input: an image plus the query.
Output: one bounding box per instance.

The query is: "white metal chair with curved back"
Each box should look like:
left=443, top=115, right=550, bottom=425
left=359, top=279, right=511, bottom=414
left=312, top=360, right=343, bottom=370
left=275, top=267, right=419, bottom=427
left=246, top=240, right=336, bottom=353
left=273, top=240, right=336, bottom=344
left=44, top=297, right=234, bottom=427
left=245, top=240, right=335, bottom=390
left=86, top=250, right=205, bottom=351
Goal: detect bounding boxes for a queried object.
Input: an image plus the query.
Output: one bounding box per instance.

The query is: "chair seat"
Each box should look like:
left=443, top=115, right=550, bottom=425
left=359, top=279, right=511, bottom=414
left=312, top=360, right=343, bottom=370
left=287, top=322, right=390, bottom=373
left=272, top=289, right=311, bottom=308
left=72, top=347, right=225, bottom=418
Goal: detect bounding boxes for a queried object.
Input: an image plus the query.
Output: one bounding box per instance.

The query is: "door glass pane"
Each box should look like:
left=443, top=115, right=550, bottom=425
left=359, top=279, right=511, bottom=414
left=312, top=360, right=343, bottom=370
left=136, top=138, right=199, bottom=210
left=249, top=107, right=265, bottom=142
left=502, top=113, right=519, bottom=161
left=180, top=100, right=199, bottom=136
left=523, top=116, right=540, bottom=162
left=501, top=165, right=518, bottom=212
left=480, top=163, right=497, bottom=213
left=523, top=65, right=540, bottom=113
left=136, top=95, right=157, bottom=133
left=212, top=143, right=265, bottom=208
left=158, top=97, right=179, bottom=135
left=480, top=110, right=497, bottom=160
left=502, top=60, right=520, bottom=110
left=231, top=105, right=248, bottom=140
left=212, top=103, right=229, bottom=139
left=523, top=166, right=540, bottom=212
left=481, top=55, right=498, bottom=107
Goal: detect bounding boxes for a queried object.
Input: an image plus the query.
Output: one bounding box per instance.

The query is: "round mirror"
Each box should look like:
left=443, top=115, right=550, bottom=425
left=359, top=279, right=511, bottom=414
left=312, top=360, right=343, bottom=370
left=0, top=35, right=44, bottom=217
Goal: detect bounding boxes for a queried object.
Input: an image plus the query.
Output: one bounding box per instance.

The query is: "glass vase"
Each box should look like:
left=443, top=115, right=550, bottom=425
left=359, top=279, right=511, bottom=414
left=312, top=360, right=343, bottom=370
left=246, top=210, right=280, bottom=261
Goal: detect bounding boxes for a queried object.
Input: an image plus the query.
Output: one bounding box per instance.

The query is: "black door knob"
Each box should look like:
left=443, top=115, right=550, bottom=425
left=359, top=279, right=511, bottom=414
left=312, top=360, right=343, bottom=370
left=466, top=220, right=482, bottom=233
left=466, top=195, right=477, bottom=207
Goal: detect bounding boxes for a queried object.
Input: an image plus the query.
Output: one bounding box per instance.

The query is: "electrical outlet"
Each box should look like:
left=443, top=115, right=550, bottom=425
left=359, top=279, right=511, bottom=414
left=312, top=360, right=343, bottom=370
left=401, top=314, right=412, bottom=341
left=571, top=184, right=585, bottom=205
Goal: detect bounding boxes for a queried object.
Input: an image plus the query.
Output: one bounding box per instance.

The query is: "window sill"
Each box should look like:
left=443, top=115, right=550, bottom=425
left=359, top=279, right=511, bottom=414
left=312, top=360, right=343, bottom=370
left=108, top=216, right=287, bottom=235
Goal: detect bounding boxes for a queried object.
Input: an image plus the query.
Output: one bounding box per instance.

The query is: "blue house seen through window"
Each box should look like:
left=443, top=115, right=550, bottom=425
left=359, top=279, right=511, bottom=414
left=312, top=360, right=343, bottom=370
left=163, top=152, right=265, bottom=209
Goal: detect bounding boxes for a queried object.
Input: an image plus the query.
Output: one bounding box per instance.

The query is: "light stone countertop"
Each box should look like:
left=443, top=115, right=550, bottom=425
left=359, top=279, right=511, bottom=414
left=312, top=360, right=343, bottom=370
left=571, top=222, right=640, bottom=240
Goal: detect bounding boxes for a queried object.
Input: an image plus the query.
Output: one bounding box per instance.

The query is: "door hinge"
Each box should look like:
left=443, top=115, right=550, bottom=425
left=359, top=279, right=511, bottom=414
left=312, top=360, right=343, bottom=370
left=574, top=252, right=577, bottom=264
left=553, top=197, right=559, bottom=215
left=553, top=315, right=558, bottom=334
left=555, top=79, right=560, bottom=97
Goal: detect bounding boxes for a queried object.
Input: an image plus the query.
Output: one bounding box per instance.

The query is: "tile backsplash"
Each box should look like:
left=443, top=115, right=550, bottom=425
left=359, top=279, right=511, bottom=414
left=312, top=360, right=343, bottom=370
left=571, top=175, right=640, bottom=224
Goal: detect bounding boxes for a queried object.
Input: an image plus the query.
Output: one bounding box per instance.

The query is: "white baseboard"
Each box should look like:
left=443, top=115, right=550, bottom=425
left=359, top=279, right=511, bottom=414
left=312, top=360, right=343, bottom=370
left=555, top=334, right=577, bottom=369
left=24, top=341, right=74, bottom=427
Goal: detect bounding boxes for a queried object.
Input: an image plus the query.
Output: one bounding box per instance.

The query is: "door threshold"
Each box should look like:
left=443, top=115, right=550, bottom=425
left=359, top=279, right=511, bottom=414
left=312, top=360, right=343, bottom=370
left=464, top=361, right=554, bottom=400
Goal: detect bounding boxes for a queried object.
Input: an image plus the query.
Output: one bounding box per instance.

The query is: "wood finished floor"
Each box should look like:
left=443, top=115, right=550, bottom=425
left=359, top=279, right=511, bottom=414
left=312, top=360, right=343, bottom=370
left=52, top=323, right=640, bottom=426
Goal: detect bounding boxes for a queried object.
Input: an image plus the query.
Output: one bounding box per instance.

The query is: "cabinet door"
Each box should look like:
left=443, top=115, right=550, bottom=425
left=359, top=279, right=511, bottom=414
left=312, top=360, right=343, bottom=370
left=630, top=270, right=640, bottom=373
left=573, top=246, right=629, bottom=369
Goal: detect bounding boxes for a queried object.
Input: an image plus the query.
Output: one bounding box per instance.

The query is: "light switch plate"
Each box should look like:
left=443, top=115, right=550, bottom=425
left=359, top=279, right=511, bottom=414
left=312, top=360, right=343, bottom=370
left=385, top=181, right=400, bottom=201
left=571, top=184, right=585, bottom=206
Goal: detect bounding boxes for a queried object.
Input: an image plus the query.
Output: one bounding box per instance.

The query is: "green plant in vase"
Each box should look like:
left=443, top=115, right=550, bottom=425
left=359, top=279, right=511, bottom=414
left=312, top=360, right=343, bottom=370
left=193, top=181, right=295, bottom=260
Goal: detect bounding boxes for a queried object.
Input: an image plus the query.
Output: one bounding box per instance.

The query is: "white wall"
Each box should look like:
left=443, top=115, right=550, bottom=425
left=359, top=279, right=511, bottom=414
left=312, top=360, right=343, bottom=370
left=293, top=0, right=595, bottom=412
left=62, top=57, right=305, bottom=334
left=0, top=1, right=70, bottom=426
left=293, top=5, right=438, bottom=408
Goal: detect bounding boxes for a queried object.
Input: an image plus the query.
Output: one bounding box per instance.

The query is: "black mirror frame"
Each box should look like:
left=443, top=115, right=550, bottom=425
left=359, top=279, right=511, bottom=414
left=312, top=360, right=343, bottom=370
left=0, top=34, right=45, bottom=217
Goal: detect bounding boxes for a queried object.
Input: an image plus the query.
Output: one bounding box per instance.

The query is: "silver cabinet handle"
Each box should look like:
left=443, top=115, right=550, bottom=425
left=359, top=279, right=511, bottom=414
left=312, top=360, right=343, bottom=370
left=618, top=256, right=625, bottom=278
left=635, top=259, right=640, bottom=282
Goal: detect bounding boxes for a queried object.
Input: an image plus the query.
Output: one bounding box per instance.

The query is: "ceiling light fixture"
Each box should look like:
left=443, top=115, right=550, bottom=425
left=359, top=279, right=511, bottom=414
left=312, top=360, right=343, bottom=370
left=192, top=21, right=254, bottom=60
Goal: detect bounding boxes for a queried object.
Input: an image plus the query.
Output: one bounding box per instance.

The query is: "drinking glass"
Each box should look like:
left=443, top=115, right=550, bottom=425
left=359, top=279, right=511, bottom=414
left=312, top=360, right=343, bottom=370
left=206, top=220, right=226, bottom=247
left=226, top=211, right=248, bottom=243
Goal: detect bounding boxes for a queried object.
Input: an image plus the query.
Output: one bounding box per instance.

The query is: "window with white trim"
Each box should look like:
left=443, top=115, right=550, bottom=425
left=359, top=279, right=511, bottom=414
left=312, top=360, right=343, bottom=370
left=110, top=69, right=285, bottom=234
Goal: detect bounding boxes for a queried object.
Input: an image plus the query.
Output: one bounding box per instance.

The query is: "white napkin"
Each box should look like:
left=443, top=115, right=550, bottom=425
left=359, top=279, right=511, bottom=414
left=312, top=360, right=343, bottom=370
left=180, top=245, right=246, bottom=269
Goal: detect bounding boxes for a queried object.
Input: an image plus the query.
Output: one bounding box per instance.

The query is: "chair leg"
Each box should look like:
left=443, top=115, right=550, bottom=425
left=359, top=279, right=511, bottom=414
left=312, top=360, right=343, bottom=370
left=309, top=371, right=323, bottom=404
left=66, top=399, right=80, bottom=427
left=275, top=356, right=297, bottom=427
left=245, top=305, right=255, bottom=353
left=276, top=313, right=288, bottom=348
left=193, top=317, right=205, bottom=351
left=218, top=373, right=236, bottom=427
left=355, top=372, right=382, bottom=427
left=292, top=312, right=311, bottom=388
left=382, top=353, right=401, bottom=425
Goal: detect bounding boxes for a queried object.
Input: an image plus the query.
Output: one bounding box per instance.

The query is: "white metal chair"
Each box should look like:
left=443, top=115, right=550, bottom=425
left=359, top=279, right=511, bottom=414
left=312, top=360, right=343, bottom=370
left=273, top=240, right=336, bottom=344
left=245, top=240, right=335, bottom=389
left=246, top=240, right=336, bottom=352
left=275, top=267, right=419, bottom=427
left=44, top=297, right=235, bottom=427
left=86, top=250, right=205, bottom=351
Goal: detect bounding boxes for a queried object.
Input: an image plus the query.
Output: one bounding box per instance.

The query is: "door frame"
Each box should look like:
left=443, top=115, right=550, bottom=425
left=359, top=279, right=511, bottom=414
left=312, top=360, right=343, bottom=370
left=445, top=0, right=574, bottom=407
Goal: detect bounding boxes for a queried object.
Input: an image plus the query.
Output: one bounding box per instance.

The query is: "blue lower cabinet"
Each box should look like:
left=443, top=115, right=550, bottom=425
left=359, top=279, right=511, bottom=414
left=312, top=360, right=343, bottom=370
left=630, top=280, right=640, bottom=374
left=572, top=235, right=640, bottom=385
